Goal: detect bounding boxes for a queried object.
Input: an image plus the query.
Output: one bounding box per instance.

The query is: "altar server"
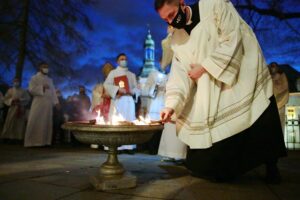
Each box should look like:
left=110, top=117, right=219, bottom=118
left=104, top=53, right=139, bottom=151
left=1, top=78, right=30, bottom=141
left=157, top=27, right=187, bottom=161
left=156, top=0, right=286, bottom=183
left=24, top=62, right=59, bottom=147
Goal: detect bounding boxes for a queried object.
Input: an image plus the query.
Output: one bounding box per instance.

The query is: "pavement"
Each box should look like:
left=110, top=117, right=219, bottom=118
left=0, top=143, right=299, bottom=200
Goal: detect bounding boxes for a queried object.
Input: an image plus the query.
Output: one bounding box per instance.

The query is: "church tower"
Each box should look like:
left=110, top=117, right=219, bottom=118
left=140, top=29, right=156, bottom=77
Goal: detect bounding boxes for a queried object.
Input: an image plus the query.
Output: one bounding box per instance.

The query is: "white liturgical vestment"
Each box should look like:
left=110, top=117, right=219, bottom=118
left=166, top=0, right=273, bottom=149
left=104, top=66, right=139, bottom=150
left=1, top=87, right=30, bottom=140
left=24, top=72, right=58, bottom=147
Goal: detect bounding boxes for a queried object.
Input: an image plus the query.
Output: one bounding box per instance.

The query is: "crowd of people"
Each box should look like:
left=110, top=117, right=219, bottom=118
left=0, top=62, right=93, bottom=147
left=0, top=0, right=292, bottom=185
left=0, top=51, right=186, bottom=160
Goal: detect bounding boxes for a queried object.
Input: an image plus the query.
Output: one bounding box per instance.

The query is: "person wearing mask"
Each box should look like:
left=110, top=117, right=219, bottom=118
left=24, top=62, right=59, bottom=147
left=157, top=25, right=187, bottom=162
left=93, top=62, right=115, bottom=122
left=155, top=0, right=286, bottom=183
left=89, top=63, right=115, bottom=149
left=1, top=78, right=31, bottom=142
left=104, top=53, right=139, bottom=152
left=139, top=68, right=167, bottom=155
left=268, top=62, right=289, bottom=134
left=77, top=85, right=91, bottom=120
left=0, top=91, right=4, bottom=133
left=53, top=89, right=66, bottom=144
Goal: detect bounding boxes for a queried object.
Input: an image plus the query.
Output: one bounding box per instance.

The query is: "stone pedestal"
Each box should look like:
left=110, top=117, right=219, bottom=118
left=90, top=172, right=137, bottom=191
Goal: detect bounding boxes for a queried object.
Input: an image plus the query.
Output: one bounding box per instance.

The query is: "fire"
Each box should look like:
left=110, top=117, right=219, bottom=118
left=111, top=113, right=126, bottom=125
left=94, top=108, right=152, bottom=126
left=96, top=110, right=105, bottom=125
left=133, top=115, right=151, bottom=125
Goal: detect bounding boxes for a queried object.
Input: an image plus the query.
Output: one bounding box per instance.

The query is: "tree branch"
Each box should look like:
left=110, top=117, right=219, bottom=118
left=235, top=5, right=300, bottom=19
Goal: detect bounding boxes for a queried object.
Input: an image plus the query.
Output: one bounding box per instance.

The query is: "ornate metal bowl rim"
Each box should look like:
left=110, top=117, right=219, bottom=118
left=62, top=121, right=164, bottom=133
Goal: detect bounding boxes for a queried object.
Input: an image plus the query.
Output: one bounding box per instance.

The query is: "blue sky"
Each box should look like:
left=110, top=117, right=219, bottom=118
left=2, top=0, right=300, bottom=97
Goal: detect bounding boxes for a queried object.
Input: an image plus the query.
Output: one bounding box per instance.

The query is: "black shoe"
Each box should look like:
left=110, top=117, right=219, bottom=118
left=265, top=164, right=282, bottom=184
left=161, top=157, right=176, bottom=162
left=174, top=159, right=186, bottom=166
left=190, top=172, right=222, bottom=182
left=119, top=150, right=135, bottom=155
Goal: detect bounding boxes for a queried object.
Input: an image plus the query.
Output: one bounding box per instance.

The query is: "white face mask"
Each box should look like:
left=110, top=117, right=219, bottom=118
left=42, top=68, right=49, bottom=74
left=13, top=82, right=20, bottom=87
left=119, top=60, right=127, bottom=68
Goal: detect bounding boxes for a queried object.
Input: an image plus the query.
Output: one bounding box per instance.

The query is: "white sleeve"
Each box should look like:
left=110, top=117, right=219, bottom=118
left=104, top=71, right=119, bottom=99
left=201, top=0, right=243, bottom=86
left=165, top=57, right=194, bottom=115
left=29, top=76, right=44, bottom=96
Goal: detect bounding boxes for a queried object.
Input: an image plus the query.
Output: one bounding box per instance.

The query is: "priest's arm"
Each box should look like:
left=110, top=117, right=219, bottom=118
left=165, top=57, right=194, bottom=117
left=103, top=71, right=119, bottom=99
left=28, top=76, right=46, bottom=96
left=200, top=0, right=243, bottom=86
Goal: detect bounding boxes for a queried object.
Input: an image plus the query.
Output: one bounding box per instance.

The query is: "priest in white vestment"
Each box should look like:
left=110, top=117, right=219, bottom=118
left=1, top=78, right=31, bottom=141
left=24, top=62, right=59, bottom=147
left=155, top=0, right=286, bottom=183
left=104, top=53, right=139, bottom=151
left=141, top=69, right=167, bottom=120
left=153, top=28, right=187, bottom=160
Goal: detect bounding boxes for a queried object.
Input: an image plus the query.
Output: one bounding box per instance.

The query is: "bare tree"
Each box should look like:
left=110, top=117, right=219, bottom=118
left=233, top=0, right=300, bottom=36
left=0, top=0, right=95, bottom=84
left=234, top=0, right=300, bottom=20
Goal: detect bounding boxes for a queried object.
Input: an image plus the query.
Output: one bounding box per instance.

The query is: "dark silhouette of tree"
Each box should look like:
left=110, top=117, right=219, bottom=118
left=0, top=0, right=95, bottom=84
left=234, top=0, right=300, bottom=20
left=232, top=0, right=300, bottom=69
left=233, top=0, right=300, bottom=35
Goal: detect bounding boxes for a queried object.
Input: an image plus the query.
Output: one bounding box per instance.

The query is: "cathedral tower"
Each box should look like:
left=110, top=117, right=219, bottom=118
left=140, top=29, right=156, bottom=77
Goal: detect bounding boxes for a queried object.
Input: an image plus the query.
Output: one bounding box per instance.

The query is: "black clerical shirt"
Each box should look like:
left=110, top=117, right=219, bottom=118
left=184, top=2, right=200, bottom=35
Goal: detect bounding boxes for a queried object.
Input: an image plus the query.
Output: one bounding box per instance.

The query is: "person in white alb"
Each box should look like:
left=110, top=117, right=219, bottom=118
left=155, top=0, right=286, bottom=183
left=157, top=26, right=187, bottom=161
left=104, top=53, right=140, bottom=151
left=1, top=78, right=31, bottom=141
left=24, top=62, right=59, bottom=147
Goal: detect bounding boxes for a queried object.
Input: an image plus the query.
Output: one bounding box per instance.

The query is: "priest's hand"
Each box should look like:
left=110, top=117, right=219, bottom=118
left=43, top=84, right=50, bottom=92
left=117, top=88, right=127, bottom=98
left=188, top=64, right=206, bottom=81
left=160, top=107, right=174, bottom=123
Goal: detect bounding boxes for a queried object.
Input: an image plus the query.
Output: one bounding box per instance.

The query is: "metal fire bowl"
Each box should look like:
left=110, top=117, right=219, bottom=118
left=62, top=121, right=164, bottom=146
left=62, top=121, right=164, bottom=190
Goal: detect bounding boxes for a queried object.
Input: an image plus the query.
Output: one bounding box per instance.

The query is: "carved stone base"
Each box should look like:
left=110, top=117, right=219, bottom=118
left=90, top=172, right=137, bottom=191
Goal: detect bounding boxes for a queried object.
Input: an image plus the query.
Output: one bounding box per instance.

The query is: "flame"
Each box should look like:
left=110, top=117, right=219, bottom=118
left=94, top=108, right=152, bottom=126
left=111, top=113, right=125, bottom=125
left=132, top=115, right=151, bottom=125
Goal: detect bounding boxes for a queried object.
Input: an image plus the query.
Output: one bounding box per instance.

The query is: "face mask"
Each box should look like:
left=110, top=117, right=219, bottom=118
left=80, top=90, right=85, bottom=95
left=13, top=82, right=20, bottom=87
left=119, top=60, right=127, bottom=68
left=169, top=5, right=187, bottom=29
left=42, top=68, right=49, bottom=74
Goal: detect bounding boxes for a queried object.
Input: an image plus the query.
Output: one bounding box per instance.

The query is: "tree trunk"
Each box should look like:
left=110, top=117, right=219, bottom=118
left=15, top=0, right=30, bottom=84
